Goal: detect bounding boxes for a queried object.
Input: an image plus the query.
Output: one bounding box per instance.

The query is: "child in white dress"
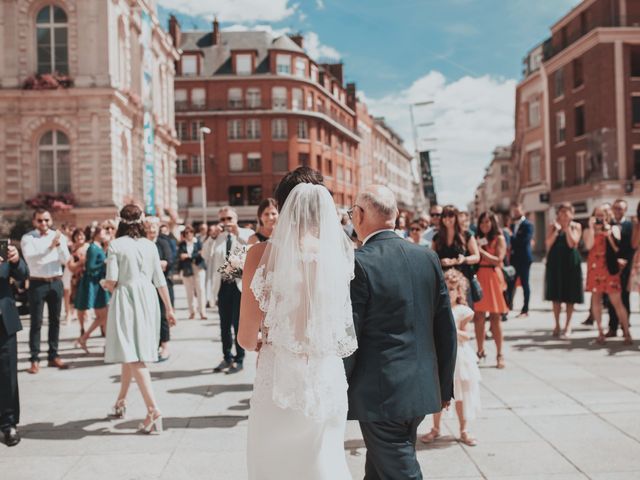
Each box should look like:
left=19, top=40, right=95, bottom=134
left=420, top=268, right=482, bottom=446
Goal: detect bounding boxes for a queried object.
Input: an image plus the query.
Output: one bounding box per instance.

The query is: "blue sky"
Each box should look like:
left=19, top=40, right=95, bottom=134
left=158, top=0, right=581, bottom=208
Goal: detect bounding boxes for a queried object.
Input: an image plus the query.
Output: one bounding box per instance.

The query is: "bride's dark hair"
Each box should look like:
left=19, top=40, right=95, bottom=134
left=274, top=167, right=324, bottom=209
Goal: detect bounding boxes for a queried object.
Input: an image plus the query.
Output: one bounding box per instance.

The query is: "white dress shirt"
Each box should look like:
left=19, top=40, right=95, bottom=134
left=513, top=216, right=526, bottom=236
left=21, top=229, right=71, bottom=278
left=363, top=229, right=395, bottom=245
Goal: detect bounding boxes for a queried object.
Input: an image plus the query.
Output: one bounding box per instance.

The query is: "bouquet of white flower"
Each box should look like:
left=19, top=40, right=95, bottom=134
left=217, top=244, right=247, bottom=282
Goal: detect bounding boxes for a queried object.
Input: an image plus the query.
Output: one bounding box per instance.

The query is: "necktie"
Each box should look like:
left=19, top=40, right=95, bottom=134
left=226, top=233, right=232, bottom=257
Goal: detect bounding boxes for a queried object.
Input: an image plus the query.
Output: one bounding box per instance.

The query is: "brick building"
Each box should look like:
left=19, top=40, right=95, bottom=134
left=0, top=0, right=179, bottom=225
left=543, top=0, right=640, bottom=217
left=513, top=43, right=551, bottom=254
left=169, top=18, right=360, bottom=222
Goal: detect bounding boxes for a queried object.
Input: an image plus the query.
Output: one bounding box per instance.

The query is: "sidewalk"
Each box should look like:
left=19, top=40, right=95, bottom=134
left=2, top=263, right=640, bottom=479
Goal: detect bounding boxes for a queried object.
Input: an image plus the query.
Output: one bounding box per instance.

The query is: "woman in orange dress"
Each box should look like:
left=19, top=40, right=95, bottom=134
left=473, top=212, right=509, bottom=369
left=583, top=206, right=632, bottom=345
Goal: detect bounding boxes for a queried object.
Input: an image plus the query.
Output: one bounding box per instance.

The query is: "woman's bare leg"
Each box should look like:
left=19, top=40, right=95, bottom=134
left=608, top=292, right=632, bottom=340
left=552, top=302, right=561, bottom=335
left=591, top=293, right=604, bottom=342
left=474, top=311, right=486, bottom=355
left=563, top=303, right=575, bottom=335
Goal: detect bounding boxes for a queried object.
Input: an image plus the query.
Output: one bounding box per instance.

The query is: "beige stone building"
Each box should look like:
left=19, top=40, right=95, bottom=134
left=0, top=0, right=179, bottom=225
left=472, top=145, right=514, bottom=219
left=371, top=117, right=415, bottom=211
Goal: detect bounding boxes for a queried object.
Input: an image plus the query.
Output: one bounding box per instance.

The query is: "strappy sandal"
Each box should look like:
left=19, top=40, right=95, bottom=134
left=496, top=354, right=505, bottom=369
left=419, top=428, right=440, bottom=444
left=595, top=333, right=606, bottom=345
left=460, top=431, right=477, bottom=446
left=623, top=335, right=633, bottom=346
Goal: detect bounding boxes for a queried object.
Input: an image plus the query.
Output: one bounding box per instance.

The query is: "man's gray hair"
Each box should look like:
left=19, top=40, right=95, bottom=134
left=358, top=185, right=398, bottom=221
left=218, top=206, right=238, bottom=218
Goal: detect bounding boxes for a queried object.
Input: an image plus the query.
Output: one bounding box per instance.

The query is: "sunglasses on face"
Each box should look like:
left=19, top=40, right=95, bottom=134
left=430, top=212, right=441, bottom=217
left=36, top=218, right=51, bottom=223
left=220, top=217, right=234, bottom=222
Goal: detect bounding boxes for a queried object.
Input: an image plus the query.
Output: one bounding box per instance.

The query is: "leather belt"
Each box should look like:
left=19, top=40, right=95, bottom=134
left=30, top=276, right=62, bottom=282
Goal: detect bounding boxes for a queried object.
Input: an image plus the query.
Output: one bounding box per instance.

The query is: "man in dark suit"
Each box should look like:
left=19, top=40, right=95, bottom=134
left=345, top=185, right=457, bottom=480
left=507, top=203, right=534, bottom=317
left=1, top=243, right=29, bottom=446
left=608, top=199, right=634, bottom=336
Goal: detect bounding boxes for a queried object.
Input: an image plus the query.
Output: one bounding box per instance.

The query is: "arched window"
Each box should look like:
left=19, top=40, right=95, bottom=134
left=36, top=5, right=69, bottom=74
left=39, top=130, right=71, bottom=193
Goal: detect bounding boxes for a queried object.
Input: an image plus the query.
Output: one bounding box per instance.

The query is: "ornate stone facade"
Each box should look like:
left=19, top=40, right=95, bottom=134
left=0, top=0, right=179, bottom=225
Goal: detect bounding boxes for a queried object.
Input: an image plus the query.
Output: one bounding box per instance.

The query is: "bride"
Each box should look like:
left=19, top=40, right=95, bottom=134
left=239, top=167, right=357, bottom=480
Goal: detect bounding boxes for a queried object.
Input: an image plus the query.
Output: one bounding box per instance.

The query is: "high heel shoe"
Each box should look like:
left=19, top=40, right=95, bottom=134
left=138, top=411, right=163, bottom=434
left=74, top=337, right=89, bottom=354
left=476, top=351, right=486, bottom=363
left=496, top=354, right=505, bottom=369
left=110, top=399, right=126, bottom=419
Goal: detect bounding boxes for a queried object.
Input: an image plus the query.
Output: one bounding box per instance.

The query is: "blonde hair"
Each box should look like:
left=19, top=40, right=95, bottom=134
left=444, top=269, right=469, bottom=306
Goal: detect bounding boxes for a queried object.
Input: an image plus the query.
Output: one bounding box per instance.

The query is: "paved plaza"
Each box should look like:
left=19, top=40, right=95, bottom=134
left=2, top=263, right=640, bottom=480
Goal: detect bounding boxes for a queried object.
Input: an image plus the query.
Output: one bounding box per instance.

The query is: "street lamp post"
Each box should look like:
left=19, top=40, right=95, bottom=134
left=409, top=101, right=434, bottom=211
left=199, top=126, right=212, bottom=225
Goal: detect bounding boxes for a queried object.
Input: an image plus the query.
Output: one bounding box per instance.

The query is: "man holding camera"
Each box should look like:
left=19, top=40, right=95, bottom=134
left=20, top=208, right=71, bottom=373
left=0, top=242, right=29, bottom=446
left=202, top=207, right=253, bottom=374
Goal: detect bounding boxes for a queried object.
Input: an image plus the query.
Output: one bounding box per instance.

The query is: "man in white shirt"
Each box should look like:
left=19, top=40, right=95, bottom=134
left=20, top=209, right=71, bottom=373
left=423, top=205, right=443, bottom=246
left=201, top=207, right=253, bottom=374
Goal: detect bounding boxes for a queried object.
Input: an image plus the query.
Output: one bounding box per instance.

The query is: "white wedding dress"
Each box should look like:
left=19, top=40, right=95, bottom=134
left=246, top=184, right=355, bottom=480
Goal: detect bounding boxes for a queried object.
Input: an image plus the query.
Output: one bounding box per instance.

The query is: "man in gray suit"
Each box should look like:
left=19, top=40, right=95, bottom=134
left=345, top=185, right=457, bottom=479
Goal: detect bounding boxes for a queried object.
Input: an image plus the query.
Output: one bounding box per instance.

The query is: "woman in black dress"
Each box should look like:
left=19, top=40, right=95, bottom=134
left=544, top=202, right=583, bottom=338
left=248, top=198, right=279, bottom=245
left=432, top=205, right=480, bottom=305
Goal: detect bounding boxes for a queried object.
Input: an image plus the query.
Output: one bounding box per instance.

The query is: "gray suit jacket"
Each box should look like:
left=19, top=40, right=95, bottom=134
left=345, top=231, right=457, bottom=422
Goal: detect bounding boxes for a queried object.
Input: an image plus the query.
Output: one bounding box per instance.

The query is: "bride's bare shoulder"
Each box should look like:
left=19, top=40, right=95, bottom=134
left=245, top=242, right=267, bottom=271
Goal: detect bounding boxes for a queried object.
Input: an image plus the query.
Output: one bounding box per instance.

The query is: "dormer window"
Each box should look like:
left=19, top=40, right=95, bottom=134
left=276, top=54, right=291, bottom=75
left=182, top=55, right=198, bottom=76
left=236, top=54, right=253, bottom=75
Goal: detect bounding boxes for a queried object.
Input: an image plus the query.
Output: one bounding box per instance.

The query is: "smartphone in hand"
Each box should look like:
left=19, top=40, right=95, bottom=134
left=0, top=239, right=9, bottom=261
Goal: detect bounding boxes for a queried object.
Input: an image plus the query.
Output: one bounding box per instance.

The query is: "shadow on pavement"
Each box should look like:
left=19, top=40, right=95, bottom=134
left=509, top=330, right=640, bottom=355
left=20, top=415, right=248, bottom=440
left=167, top=383, right=253, bottom=397
left=109, top=369, right=213, bottom=383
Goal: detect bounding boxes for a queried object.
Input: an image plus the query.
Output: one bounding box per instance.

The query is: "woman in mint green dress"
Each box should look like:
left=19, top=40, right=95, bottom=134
left=75, top=227, right=110, bottom=352
left=102, top=205, right=176, bottom=434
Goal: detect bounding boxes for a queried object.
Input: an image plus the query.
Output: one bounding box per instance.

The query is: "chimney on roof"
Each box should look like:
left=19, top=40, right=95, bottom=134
left=322, top=63, right=344, bottom=84
left=346, top=82, right=357, bottom=109
left=213, top=17, right=221, bottom=45
left=288, top=33, right=304, bottom=49
left=168, top=15, right=181, bottom=48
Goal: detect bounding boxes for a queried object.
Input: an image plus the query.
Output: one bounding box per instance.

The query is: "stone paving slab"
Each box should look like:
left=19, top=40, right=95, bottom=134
left=3, top=263, right=640, bottom=479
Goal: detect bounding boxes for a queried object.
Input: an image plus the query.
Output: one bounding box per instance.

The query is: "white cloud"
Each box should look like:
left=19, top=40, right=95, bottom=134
left=315, top=0, right=326, bottom=9
left=304, top=32, right=341, bottom=61
left=223, top=23, right=292, bottom=38
left=365, top=71, right=516, bottom=209
left=158, top=0, right=297, bottom=23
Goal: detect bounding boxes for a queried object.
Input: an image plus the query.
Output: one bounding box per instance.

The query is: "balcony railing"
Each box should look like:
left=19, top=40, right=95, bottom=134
left=174, top=100, right=358, bottom=135
left=544, top=15, right=639, bottom=61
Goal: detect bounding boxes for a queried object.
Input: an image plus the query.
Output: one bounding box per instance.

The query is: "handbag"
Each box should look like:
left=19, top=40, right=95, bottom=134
left=502, top=265, right=516, bottom=283
left=605, top=233, right=621, bottom=276
left=470, top=274, right=483, bottom=302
